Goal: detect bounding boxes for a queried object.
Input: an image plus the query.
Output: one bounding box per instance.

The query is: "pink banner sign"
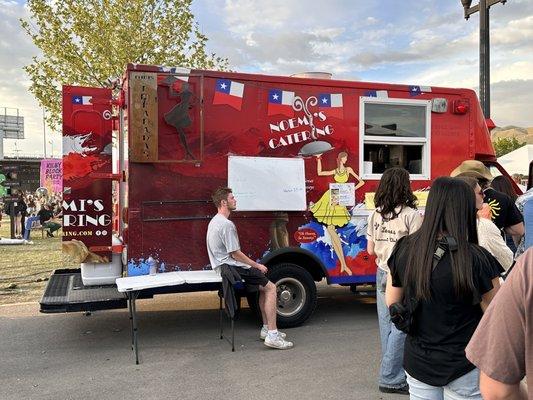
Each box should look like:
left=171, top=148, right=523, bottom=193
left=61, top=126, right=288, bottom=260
left=40, top=159, right=63, bottom=193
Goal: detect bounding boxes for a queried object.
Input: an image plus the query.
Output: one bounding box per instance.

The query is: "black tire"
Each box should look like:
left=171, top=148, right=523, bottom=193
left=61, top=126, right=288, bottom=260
left=268, top=263, right=317, bottom=328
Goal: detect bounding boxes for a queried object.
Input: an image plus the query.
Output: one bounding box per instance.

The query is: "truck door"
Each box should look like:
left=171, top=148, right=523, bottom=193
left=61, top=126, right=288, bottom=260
left=62, top=85, right=114, bottom=262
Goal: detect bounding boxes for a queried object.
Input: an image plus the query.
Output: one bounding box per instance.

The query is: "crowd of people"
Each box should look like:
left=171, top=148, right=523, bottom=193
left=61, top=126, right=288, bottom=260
left=367, top=160, right=531, bottom=399
left=207, top=158, right=531, bottom=398
left=0, top=189, right=63, bottom=240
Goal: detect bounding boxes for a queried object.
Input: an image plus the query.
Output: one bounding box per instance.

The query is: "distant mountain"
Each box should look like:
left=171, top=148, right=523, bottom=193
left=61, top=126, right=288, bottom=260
left=491, top=125, right=533, bottom=145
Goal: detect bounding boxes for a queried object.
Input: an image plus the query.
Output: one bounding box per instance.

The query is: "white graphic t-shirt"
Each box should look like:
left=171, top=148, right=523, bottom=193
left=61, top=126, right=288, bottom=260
left=367, top=206, right=423, bottom=272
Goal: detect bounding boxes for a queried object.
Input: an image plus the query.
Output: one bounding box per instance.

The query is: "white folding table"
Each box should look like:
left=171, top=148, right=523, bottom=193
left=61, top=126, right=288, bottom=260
left=116, top=271, right=221, bottom=364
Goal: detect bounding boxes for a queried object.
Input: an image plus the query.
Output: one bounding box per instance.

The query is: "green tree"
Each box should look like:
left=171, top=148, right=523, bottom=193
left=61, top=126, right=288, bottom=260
left=493, top=137, right=526, bottom=157
left=21, top=0, right=228, bottom=130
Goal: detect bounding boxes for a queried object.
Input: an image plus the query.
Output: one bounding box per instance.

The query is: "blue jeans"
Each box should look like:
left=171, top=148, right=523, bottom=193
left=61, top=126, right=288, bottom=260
left=376, top=267, right=407, bottom=389
left=23, top=216, right=41, bottom=240
left=406, top=369, right=482, bottom=399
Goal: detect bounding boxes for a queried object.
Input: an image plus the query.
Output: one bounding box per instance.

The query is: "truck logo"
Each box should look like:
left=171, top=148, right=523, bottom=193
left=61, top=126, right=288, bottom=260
left=268, top=95, right=334, bottom=150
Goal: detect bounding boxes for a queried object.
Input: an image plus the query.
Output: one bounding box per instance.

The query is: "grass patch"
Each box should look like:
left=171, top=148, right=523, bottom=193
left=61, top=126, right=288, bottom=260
left=0, top=215, right=77, bottom=305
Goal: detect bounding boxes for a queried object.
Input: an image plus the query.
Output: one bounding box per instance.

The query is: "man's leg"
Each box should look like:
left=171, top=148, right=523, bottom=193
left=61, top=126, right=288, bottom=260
left=258, top=290, right=268, bottom=326
left=260, top=281, right=293, bottom=349
left=260, top=282, right=277, bottom=330
left=49, top=222, right=61, bottom=234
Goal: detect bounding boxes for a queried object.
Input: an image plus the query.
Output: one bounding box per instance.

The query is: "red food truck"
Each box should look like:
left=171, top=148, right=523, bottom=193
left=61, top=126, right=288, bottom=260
left=40, top=63, right=513, bottom=327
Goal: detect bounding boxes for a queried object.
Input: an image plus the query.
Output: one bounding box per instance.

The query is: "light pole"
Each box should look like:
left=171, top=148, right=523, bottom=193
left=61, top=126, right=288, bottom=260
left=43, top=108, right=47, bottom=158
left=461, top=0, right=507, bottom=119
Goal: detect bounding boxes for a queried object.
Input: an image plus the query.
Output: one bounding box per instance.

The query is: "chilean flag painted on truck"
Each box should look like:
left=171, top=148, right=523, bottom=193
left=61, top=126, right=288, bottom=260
left=268, top=89, right=295, bottom=117
left=318, top=93, right=343, bottom=119
left=212, top=79, right=244, bottom=110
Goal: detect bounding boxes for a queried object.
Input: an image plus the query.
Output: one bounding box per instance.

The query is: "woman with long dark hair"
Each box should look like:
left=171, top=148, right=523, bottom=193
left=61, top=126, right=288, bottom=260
left=386, top=177, right=502, bottom=399
left=367, top=167, right=422, bottom=395
left=491, top=175, right=518, bottom=202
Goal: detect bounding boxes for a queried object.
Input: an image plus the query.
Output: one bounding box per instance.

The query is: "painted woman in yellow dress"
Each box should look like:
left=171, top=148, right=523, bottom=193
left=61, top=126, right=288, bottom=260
left=310, top=151, right=365, bottom=275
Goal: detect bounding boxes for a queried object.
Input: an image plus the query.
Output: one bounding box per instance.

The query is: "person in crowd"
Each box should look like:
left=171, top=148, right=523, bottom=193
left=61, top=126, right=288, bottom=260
left=457, top=176, right=513, bottom=270
left=26, top=196, right=37, bottom=216
left=367, top=167, right=422, bottom=395
left=514, top=161, right=533, bottom=257
left=53, top=202, right=63, bottom=219
left=466, top=247, right=532, bottom=399
left=385, top=177, right=502, bottom=398
left=13, top=191, right=27, bottom=239
left=206, top=187, right=293, bottom=350
left=512, top=173, right=526, bottom=192
left=492, top=175, right=518, bottom=202
left=37, top=203, right=61, bottom=237
left=23, top=195, right=41, bottom=241
left=491, top=175, right=520, bottom=253
left=23, top=213, right=41, bottom=241
left=451, top=160, right=524, bottom=247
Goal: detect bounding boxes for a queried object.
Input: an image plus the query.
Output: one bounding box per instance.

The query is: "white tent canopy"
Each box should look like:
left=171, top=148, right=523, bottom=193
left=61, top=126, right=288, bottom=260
left=497, top=145, right=533, bottom=175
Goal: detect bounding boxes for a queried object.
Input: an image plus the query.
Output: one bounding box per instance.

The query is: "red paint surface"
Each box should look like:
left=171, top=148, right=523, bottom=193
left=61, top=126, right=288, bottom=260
left=106, top=65, right=503, bottom=280
left=62, top=86, right=113, bottom=260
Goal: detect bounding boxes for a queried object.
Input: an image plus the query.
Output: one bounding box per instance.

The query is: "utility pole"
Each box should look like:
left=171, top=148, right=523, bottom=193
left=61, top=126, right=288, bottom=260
left=43, top=108, right=47, bottom=158
left=461, top=0, right=507, bottom=119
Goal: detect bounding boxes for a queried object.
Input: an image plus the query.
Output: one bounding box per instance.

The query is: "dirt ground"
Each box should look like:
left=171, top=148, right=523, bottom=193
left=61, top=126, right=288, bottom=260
left=0, top=215, right=77, bottom=305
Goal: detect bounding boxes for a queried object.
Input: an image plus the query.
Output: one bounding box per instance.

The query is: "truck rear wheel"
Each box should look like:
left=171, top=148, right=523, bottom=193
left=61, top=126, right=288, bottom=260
left=269, top=263, right=317, bottom=328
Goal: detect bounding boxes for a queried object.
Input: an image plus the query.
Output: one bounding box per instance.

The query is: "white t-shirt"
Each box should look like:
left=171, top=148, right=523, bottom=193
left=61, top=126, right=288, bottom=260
left=206, top=213, right=250, bottom=272
left=367, top=206, right=423, bottom=272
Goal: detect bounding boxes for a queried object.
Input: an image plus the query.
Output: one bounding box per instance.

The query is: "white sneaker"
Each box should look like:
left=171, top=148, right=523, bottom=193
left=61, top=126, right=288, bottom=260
left=264, top=334, right=293, bottom=350
left=260, top=327, right=286, bottom=340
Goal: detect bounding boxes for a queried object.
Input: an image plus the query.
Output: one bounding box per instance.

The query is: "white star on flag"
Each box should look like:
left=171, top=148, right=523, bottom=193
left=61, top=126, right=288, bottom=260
left=272, top=94, right=279, bottom=100
left=322, top=97, right=328, bottom=104
left=220, top=83, right=227, bottom=90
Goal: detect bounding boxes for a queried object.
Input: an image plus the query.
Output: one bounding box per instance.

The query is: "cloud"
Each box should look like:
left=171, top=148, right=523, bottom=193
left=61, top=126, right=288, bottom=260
left=1, top=0, right=532, bottom=160
left=491, top=79, right=533, bottom=127
left=0, top=1, right=58, bottom=157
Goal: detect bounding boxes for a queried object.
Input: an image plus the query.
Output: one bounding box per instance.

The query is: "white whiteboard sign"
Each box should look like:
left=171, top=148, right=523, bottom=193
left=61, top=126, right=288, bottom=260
left=228, top=156, right=306, bottom=211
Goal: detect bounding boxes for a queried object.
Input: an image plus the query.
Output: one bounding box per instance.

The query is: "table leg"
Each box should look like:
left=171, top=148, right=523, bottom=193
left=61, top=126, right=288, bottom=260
left=127, top=294, right=134, bottom=350
left=127, top=291, right=140, bottom=365
left=219, top=295, right=223, bottom=339
left=131, top=292, right=140, bottom=364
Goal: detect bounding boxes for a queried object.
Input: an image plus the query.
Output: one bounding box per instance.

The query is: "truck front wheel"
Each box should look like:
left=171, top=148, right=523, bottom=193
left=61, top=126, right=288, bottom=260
left=268, top=263, right=317, bottom=328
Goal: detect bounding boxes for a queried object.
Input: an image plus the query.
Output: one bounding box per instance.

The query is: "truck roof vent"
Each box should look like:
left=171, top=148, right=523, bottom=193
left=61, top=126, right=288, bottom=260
left=290, top=72, right=332, bottom=79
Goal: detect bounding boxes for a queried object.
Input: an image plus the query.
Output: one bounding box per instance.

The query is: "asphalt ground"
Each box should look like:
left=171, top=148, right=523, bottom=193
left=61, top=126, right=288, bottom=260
left=0, top=284, right=406, bottom=400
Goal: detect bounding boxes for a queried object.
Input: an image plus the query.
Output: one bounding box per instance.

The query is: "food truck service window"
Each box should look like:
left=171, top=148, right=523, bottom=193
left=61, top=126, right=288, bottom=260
left=359, top=97, right=431, bottom=180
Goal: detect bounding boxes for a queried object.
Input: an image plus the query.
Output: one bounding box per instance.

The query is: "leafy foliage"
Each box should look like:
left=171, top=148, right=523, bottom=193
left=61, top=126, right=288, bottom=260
left=493, top=137, right=526, bottom=157
left=21, top=0, right=228, bottom=129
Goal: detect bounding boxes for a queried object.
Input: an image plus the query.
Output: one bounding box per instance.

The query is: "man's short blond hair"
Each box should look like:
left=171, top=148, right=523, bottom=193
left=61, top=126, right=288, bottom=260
left=212, top=187, right=232, bottom=208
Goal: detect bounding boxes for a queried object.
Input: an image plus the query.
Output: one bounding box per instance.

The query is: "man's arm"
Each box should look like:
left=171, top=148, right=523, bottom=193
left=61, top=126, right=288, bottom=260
left=230, top=250, right=267, bottom=274
left=505, top=222, right=524, bottom=237
left=480, top=372, right=528, bottom=400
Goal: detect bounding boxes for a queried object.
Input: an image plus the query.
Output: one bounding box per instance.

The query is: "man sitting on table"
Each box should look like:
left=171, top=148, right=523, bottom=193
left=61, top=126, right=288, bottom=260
left=206, top=187, right=293, bottom=350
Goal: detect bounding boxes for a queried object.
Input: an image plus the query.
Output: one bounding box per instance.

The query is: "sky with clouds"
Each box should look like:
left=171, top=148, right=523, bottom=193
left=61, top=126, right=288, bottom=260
left=1, top=0, right=532, bottom=157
